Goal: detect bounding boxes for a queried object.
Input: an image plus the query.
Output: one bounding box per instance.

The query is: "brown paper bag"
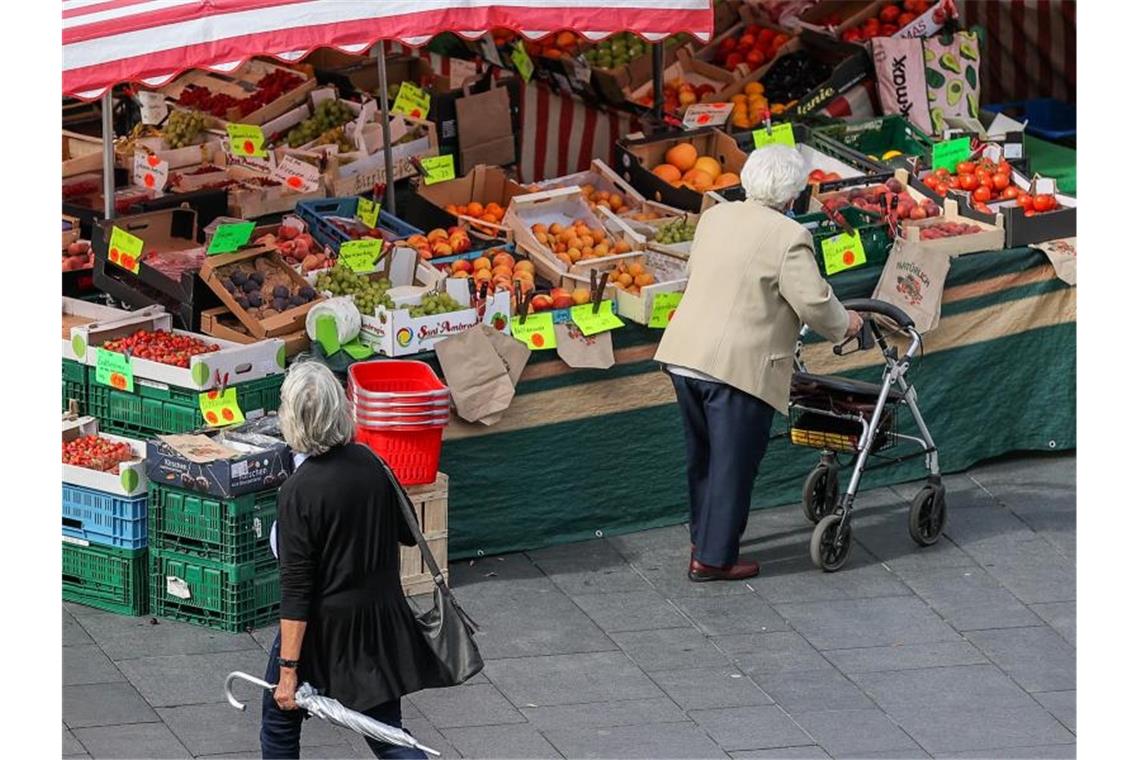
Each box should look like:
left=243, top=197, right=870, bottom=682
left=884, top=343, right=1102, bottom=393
left=455, top=81, right=515, bottom=173
left=477, top=326, right=532, bottom=426
left=555, top=323, right=615, bottom=369
left=1032, top=237, right=1076, bottom=286
left=872, top=240, right=952, bottom=333
left=434, top=327, right=519, bottom=424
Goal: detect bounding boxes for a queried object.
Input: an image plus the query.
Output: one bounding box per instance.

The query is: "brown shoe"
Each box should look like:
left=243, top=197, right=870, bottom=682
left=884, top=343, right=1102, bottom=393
left=688, top=558, right=760, bottom=582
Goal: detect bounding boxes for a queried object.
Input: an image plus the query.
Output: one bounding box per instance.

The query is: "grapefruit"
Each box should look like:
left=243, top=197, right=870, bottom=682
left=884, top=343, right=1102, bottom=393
left=681, top=169, right=714, bottom=192
left=713, top=172, right=740, bottom=189
left=665, top=142, right=698, bottom=172
left=652, top=164, right=682, bottom=183
left=693, top=156, right=723, bottom=181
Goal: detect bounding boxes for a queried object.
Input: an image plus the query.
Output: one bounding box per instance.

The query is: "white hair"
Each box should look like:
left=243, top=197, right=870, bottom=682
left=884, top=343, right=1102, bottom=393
left=740, top=144, right=809, bottom=208
left=278, top=361, right=354, bottom=456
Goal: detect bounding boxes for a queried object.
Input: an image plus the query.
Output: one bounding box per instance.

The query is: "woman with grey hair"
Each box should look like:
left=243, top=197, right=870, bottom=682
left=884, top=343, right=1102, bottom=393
left=260, top=361, right=446, bottom=759
left=655, top=145, right=863, bottom=582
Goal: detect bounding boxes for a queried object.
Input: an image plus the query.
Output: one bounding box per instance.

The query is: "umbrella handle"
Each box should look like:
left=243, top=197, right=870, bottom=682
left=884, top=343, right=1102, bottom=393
left=225, top=671, right=276, bottom=711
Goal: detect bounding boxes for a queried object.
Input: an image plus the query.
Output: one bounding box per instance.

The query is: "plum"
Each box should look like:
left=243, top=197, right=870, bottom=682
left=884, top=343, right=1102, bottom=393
left=273, top=285, right=291, bottom=299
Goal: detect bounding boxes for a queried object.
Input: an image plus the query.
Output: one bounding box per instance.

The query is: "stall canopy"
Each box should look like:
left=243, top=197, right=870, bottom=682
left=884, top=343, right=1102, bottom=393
left=63, top=0, right=715, bottom=99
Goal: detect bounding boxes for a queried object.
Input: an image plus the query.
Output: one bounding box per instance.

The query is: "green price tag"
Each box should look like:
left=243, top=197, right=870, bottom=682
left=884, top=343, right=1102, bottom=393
left=821, top=231, right=867, bottom=276
left=392, top=81, right=431, bottom=119
left=930, top=136, right=971, bottom=172
left=511, top=42, right=534, bottom=82
left=342, top=339, right=374, bottom=360
left=421, top=154, right=456, bottom=185
left=648, top=291, right=684, bottom=328
left=510, top=312, right=556, bottom=349
left=340, top=239, right=383, bottom=273
left=207, top=222, right=255, bottom=255
left=356, top=197, right=380, bottom=228
left=226, top=123, right=267, bottom=158
left=108, top=226, right=144, bottom=274
left=95, top=349, right=134, bottom=392
left=314, top=314, right=341, bottom=356
left=752, top=122, right=796, bottom=149
left=570, top=300, right=625, bottom=336
left=199, top=387, right=245, bottom=427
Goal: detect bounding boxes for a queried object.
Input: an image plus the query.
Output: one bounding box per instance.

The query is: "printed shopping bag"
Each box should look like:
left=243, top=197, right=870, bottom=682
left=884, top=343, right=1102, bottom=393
left=923, top=29, right=982, bottom=134
left=873, top=239, right=952, bottom=333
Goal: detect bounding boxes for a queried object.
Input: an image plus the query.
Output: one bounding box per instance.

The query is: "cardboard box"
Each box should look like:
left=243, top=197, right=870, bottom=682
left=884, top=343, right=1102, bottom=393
left=898, top=199, right=1005, bottom=256
left=92, top=207, right=203, bottom=307
left=62, top=417, right=148, bottom=498
left=616, top=128, right=748, bottom=212
left=590, top=39, right=687, bottom=106
left=199, top=247, right=325, bottom=339
left=63, top=131, right=105, bottom=178
left=640, top=211, right=701, bottom=258
left=224, top=164, right=327, bottom=219
left=810, top=168, right=938, bottom=217
left=322, top=116, right=439, bottom=197
left=799, top=0, right=954, bottom=39
left=161, top=58, right=316, bottom=126
left=945, top=110, right=1029, bottom=166
left=403, top=164, right=528, bottom=239
left=519, top=159, right=654, bottom=214
left=626, top=47, right=743, bottom=109
left=693, top=2, right=797, bottom=74
left=62, top=297, right=159, bottom=361
left=199, top=306, right=310, bottom=359
left=145, top=428, right=293, bottom=499
left=115, top=137, right=226, bottom=172
left=559, top=249, right=689, bottom=325
left=63, top=214, right=81, bottom=250
left=167, top=164, right=231, bottom=194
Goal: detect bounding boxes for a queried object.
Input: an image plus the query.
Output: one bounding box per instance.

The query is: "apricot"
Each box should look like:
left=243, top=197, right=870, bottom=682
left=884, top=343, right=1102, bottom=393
left=693, top=156, right=722, bottom=181
left=514, top=260, right=535, bottom=274
left=532, top=223, right=548, bottom=236
left=465, top=201, right=485, bottom=217
left=492, top=252, right=515, bottom=269
left=473, top=256, right=492, bottom=271
left=653, top=164, right=682, bottom=183
left=634, top=273, right=656, bottom=287
left=627, top=263, right=646, bottom=278
left=571, top=288, right=591, bottom=305
left=665, top=142, right=698, bottom=172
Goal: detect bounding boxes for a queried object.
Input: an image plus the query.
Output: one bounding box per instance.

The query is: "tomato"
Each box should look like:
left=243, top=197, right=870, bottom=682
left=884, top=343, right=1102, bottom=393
left=737, top=33, right=756, bottom=49
left=997, top=160, right=1012, bottom=175
left=956, top=161, right=976, bottom=175
left=1023, top=208, right=1037, bottom=217
left=935, top=181, right=950, bottom=196
left=948, top=176, right=961, bottom=189
left=1016, top=194, right=1035, bottom=210
left=1033, top=194, right=1056, bottom=212
left=935, top=167, right=951, bottom=178
left=958, top=173, right=978, bottom=191
left=974, top=203, right=993, bottom=215
left=880, top=4, right=902, bottom=23
left=972, top=186, right=992, bottom=203
left=842, top=28, right=863, bottom=42
left=923, top=175, right=940, bottom=189
left=1000, top=186, right=1020, bottom=200
left=879, top=23, right=898, bottom=35
left=991, top=172, right=1010, bottom=191
left=897, top=11, right=916, bottom=25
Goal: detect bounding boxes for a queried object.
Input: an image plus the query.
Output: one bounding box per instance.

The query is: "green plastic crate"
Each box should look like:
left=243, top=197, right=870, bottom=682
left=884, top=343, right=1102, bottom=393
left=63, top=358, right=87, bottom=415
left=150, top=549, right=279, bottom=633
left=795, top=206, right=893, bottom=276
left=148, top=483, right=278, bottom=565
left=813, top=115, right=937, bottom=170
left=62, top=541, right=148, bottom=616
left=86, top=369, right=284, bottom=438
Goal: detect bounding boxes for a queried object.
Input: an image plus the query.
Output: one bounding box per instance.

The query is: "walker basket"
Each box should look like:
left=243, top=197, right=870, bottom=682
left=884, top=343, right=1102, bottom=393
left=789, top=408, right=896, bottom=454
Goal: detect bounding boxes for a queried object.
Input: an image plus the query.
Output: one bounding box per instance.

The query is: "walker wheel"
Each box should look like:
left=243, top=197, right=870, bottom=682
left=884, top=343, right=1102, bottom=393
left=908, top=485, right=947, bottom=546
left=810, top=514, right=853, bottom=572
left=801, top=462, right=839, bottom=524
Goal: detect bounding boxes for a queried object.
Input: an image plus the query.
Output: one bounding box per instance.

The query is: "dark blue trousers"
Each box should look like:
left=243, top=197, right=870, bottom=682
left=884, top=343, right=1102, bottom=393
left=670, top=373, right=775, bottom=567
left=260, top=631, right=426, bottom=759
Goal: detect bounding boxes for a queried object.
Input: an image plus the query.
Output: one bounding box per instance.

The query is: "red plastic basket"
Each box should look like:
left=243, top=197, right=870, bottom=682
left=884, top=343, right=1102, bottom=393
left=355, top=425, right=444, bottom=486
left=349, top=360, right=447, bottom=395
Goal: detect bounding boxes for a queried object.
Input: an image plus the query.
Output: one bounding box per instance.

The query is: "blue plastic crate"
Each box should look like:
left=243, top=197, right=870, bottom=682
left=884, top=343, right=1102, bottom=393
left=985, top=99, right=1076, bottom=141
left=295, top=197, right=423, bottom=255
left=62, top=482, right=148, bottom=550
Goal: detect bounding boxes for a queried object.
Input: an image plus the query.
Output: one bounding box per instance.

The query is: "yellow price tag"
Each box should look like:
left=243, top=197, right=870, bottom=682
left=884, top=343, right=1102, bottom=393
left=821, top=231, right=867, bottom=276
left=392, top=82, right=431, bottom=119
left=356, top=197, right=380, bottom=228
left=421, top=155, right=456, bottom=185
left=752, top=122, right=796, bottom=150
left=570, top=300, right=624, bottom=336
left=95, top=349, right=134, bottom=392
left=648, top=291, right=683, bottom=328
left=226, top=123, right=268, bottom=158
left=339, top=239, right=383, bottom=273
left=510, top=313, right=556, bottom=350
left=108, top=226, right=144, bottom=274
left=199, top=387, right=246, bottom=427
left=511, top=42, right=534, bottom=83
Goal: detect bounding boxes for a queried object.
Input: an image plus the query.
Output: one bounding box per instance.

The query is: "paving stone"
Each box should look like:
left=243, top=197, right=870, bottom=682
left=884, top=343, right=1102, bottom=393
left=63, top=609, right=94, bottom=646
left=889, top=706, right=1073, bottom=754
left=157, top=700, right=353, bottom=756
left=406, top=683, right=525, bottom=728
left=530, top=539, right=656, bottom=595
left=968, top=455, right=1075, bottom=491
left=899, top=567, right=1042, bottom=631
left=485, top=650, right=664, bottom=707
left=964, top=627, right=1075, bottom=693
left=688, top=705, right=814, bottom=751
left=773, top=596, right=960, bottom=651
left=442, top=723, right=561, bottom=758
left=573, top=590, right=690, bottom=633
left=935, top=742, right=1076, bottom=758
left=751, top=549, right=916, bottom=605
left=675, top=593, right=791, bottom=636
left=63, top=683, right=159, bottom=728
left=606, top=523, right=694, bottom=563
left=649, top=666, right=773, bottom=710
left=521, top=697, right=689, bottom=729
left=399, top=719, right=462, bottom=759
left=116, top=649, right=271, bottom=707
left=1033, top=691, right=1075, bottom=733
left=729, top=747, right=832, bottom=759
left=250, top=624, right=278, bottom=652
left=1029, top=601, right=1076, bottom=646
left=791, top=709, right=923, bottom=757
left=77, top=610, right=261, bottom=661
left=543, top=721, right=730, bottom=758
left=63, top=724, right=86, bottom=757
left=980, top=541, right=1075, bottom=606
left=63, top=644, right=125, bottom=686
left=849, top=665, right=1040, bottom=713
left=610, top=626, right=732, bottom=672
left=715, top=632, right=833, bottom=675
left=449, top=553, right=548, bottom=590
left=72, top=722, right=191, bottom=759
left=752, top=667, right=877, bottom=712
left=821, top=640, right=988, bottom=674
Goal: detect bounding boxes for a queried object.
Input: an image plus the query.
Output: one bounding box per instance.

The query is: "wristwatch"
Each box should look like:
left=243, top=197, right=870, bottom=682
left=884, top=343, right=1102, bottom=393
left=277, top=657, right=300, bottom=670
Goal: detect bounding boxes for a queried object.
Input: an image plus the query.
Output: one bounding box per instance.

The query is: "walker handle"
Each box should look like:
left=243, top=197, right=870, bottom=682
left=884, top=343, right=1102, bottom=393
left=842, top=298, right=915, bottom=329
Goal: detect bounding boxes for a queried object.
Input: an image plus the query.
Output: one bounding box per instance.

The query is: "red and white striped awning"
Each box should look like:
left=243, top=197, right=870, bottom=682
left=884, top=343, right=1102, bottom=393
left=63, top=0, right=715, bottom=100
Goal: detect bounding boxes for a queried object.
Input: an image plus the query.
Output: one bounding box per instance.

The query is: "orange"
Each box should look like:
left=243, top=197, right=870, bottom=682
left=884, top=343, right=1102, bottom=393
left=693, top=156, right=722, bottom=181
left=665, top=142, right=698, bottom=172
left=652, top=164, right=682, bottom=183
left=744, top=81, right=765, bottom=96
left=713, top=172, right=740, bottom=189
left=466, top=201, right=485, bottom=217
left=681, top=169, right=714, bottom=192
left=634, top=273, right=656, bottom=287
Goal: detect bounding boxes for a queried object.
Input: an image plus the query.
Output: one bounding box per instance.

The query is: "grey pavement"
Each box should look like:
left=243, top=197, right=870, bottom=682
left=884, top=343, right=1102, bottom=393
left=63, top=453, right=1076, bottom=759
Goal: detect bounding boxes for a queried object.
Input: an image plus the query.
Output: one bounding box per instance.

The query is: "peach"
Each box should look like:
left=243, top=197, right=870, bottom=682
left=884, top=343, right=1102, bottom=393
left=491, top=264, right=514, bottom=279
left=433, top=243, right=454, bottom=257
left=492, top=252, right=515, bottom=269
left=513, top=260, right=535, bottom=275
left=571, top=288, right=591, bottom=305
left=451, top=259, right=473, bottom=274
left=665, top=142, right=698, bottom=171
left=653, top=164, right=682, bottom=183
left=473, top=268, right=493, bottom=283
left=472, top=256, right=492, bottom=271
left=427, top=228, right=449, bottom=242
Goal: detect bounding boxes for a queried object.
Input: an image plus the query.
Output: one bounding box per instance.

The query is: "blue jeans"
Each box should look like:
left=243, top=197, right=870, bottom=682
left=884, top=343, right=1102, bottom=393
left=260, top=631, right=427, bottom=759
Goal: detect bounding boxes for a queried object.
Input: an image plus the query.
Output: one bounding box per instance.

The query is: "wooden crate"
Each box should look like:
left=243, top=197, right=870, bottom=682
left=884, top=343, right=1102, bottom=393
left=400, top=473, right=449, bottom=597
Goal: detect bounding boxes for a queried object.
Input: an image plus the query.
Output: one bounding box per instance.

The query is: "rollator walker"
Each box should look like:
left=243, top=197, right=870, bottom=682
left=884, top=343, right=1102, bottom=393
left=788, top=298, right=946, bottom=572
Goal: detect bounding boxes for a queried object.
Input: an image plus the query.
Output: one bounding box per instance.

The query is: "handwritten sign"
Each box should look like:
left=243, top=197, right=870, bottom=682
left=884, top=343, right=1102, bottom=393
left=339, top=239, right=383, bottom=273
left=683, top=103, right=733, bottom=129
left=421, top=154, right=456, bottom=185
left=108, top=226, right=144, bottom=274
left=226, top=123, right=268, bottom=158
left=132, top=151, right=169, bottom=191
left=137, top=91, right=168, bottom=126
left=392, top=82, right=431, bottom=120
left=271, top=155, right=321, bottom=193
left=511, top=42, right=534, bottom=83
left=930, top=136, right=971, bottom=172
left=95, top=349, right=134, bottom=392
left=752, top=122, right=796, bottom=149
left=356, top=197, right=380, bottom=229
left=570, top=300, right=625, bottom=336
left=207, top=222, right=255, bottom=255
left=199, top=387, right=245, bottom=427
left=649, top=291, right=684, bottom=328
left=821, top=231, right=867, bottom=276
left=510, top=312, right=556, bottom=349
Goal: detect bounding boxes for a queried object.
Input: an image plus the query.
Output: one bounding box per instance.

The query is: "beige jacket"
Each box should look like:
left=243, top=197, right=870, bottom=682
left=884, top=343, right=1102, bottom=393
left=655, top=199, right=849, bottom=413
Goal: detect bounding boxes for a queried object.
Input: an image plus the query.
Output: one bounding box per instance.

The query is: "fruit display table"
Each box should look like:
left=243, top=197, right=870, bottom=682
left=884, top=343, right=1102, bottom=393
left=438, top=245, right=1075, bottom=559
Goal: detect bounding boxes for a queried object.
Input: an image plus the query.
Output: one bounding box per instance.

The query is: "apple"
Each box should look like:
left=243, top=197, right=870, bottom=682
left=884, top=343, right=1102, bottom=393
left=530, top=294, right=554, bottom=312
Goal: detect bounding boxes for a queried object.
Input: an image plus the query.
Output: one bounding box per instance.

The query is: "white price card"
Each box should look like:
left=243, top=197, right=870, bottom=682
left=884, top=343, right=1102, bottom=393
left=271, top=154, right=321, bottom=192
left=682, top=103, right=732, bottom=129
left=132, top=151, right=169, bottom=191
left=137, top=90, right=168, bottom=125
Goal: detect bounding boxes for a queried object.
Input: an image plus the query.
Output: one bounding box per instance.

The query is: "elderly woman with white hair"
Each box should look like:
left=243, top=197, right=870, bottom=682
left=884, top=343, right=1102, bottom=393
left=655, top=145, right=863, bottom=582
left=260, top=361, right=447, bottom=759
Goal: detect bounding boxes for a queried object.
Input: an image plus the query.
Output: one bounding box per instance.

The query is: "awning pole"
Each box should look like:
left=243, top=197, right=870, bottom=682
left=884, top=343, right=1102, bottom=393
left=376, top=48, right=396, bottom=215
left=652, top=41, right=664, bottom=125
left=102, top=90, right=116, bottom=220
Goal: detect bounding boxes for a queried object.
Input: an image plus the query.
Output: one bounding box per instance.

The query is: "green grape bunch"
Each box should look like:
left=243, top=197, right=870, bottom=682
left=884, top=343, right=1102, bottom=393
left=314, top=263, right=394, bottom=316
left=287, top=99, right=356, bottom=148
left=408, top=292, right=463, bottom=318
left=655, top=218, right=696, bottom=245
left=162, top=109, right=207, bottom=149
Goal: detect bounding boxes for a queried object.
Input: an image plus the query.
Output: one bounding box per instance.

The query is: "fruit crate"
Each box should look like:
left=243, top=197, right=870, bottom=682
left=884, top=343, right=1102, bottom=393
left=400, top=473, right=450, bottom=597
left=295, top=197, right=423, bottom=255
left=86, top=369, right=284, bottom=438
left=812, top=115, right=937, bottom=172
left=63, top=483, right=148, bottom=550
left=148, top=483, right=277, bottom=565
left=62, top=541, right=148, bottom=616
left=794, top=206, right=892, bottom=276
left=63, top=358, right=87, bottom=415
left=150, top=549, right=279, bottom=633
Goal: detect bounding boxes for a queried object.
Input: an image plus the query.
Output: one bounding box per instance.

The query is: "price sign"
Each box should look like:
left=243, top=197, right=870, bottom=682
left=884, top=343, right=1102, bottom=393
left=392, top=82, right=431, bottom=120
left=199, top=387, right=245, bottom=427
left=108, top=226, right=144, bottom=274
left=511, top=42, right=534, bottom=82
left=649, top=291, right=684, bottom=328
left=510, top=312, right=556, bottom=349
left=356, top=197, right=381, bottom=228
left=137, top=90, right=168, bottom=126
left=930, top=136, right=971, bottom=172
left=271, top=155, right=321, bottom=193
left=752, top=122, right=796, bottom=149
left=421, top=154, right=456, bottom=185
left=207, top=222, right=255, bottom=255
left=570, top=300, right=625, bottom=336
left=682, top=103, right=733, bottom=129
left=340, top=239, right=383, bottom=273
left=226, top=123, right=268, bottom=158
left=821, top=231, right=867, bottom=276
left=95, top=349, right=134, bottom=392
left=132, top=151, right=169, bottom=191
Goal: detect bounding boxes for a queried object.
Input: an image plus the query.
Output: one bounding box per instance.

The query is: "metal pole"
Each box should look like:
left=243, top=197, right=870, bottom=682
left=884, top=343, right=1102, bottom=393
left=376, top=48, right=396, bottom=215
left=652, top=41, right=664, bottom=125
left=102, top=90, right=116, bottom=220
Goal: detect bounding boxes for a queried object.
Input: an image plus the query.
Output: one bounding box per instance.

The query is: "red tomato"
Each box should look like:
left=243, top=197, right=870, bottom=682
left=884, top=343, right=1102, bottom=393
left=1000, top=186, right=1020, bottom=200
left=897, top=11, right=916, bottom=25
left=719, top=37, right=737, bottom=53
left=842, top=29, right=863, bottom=42
left=725, top=52, right=744, bottom=69
left=757, top=28, right=777, bottom=45
left=991, top=172, right=1010, bottom=191
left=903, top=0, right=921, bottom=10
left=745, top=23, right=762, bottom=37
left=957, top=161, right=976, bottom=175
left=738, top=33, right=756, bottom=49
left=880, top=4, right=902, bottom=22
left=879, top=23, right=898, bottom=36
left=935, top=182, right=950, bottom=196
left=1033, top=194, right=1056, bottom=212
left=948, top=176, right=961, bottom=189
left=1023, top=208, right=1037, bottom=217
left=935, top=167, right=951, bottom=178
left=958, top=173, right=979, bottom=191
left=923, top=175, right=940, bottom=189
left=974, top=203, right=993, bottom=215
left=997, top=160, right=1012, bottom=175
left=1016, top=194, right=1035, bottom=210
left=745, top=49, right=766, bottom=68
left=972, top=186, right=992, bottom=203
